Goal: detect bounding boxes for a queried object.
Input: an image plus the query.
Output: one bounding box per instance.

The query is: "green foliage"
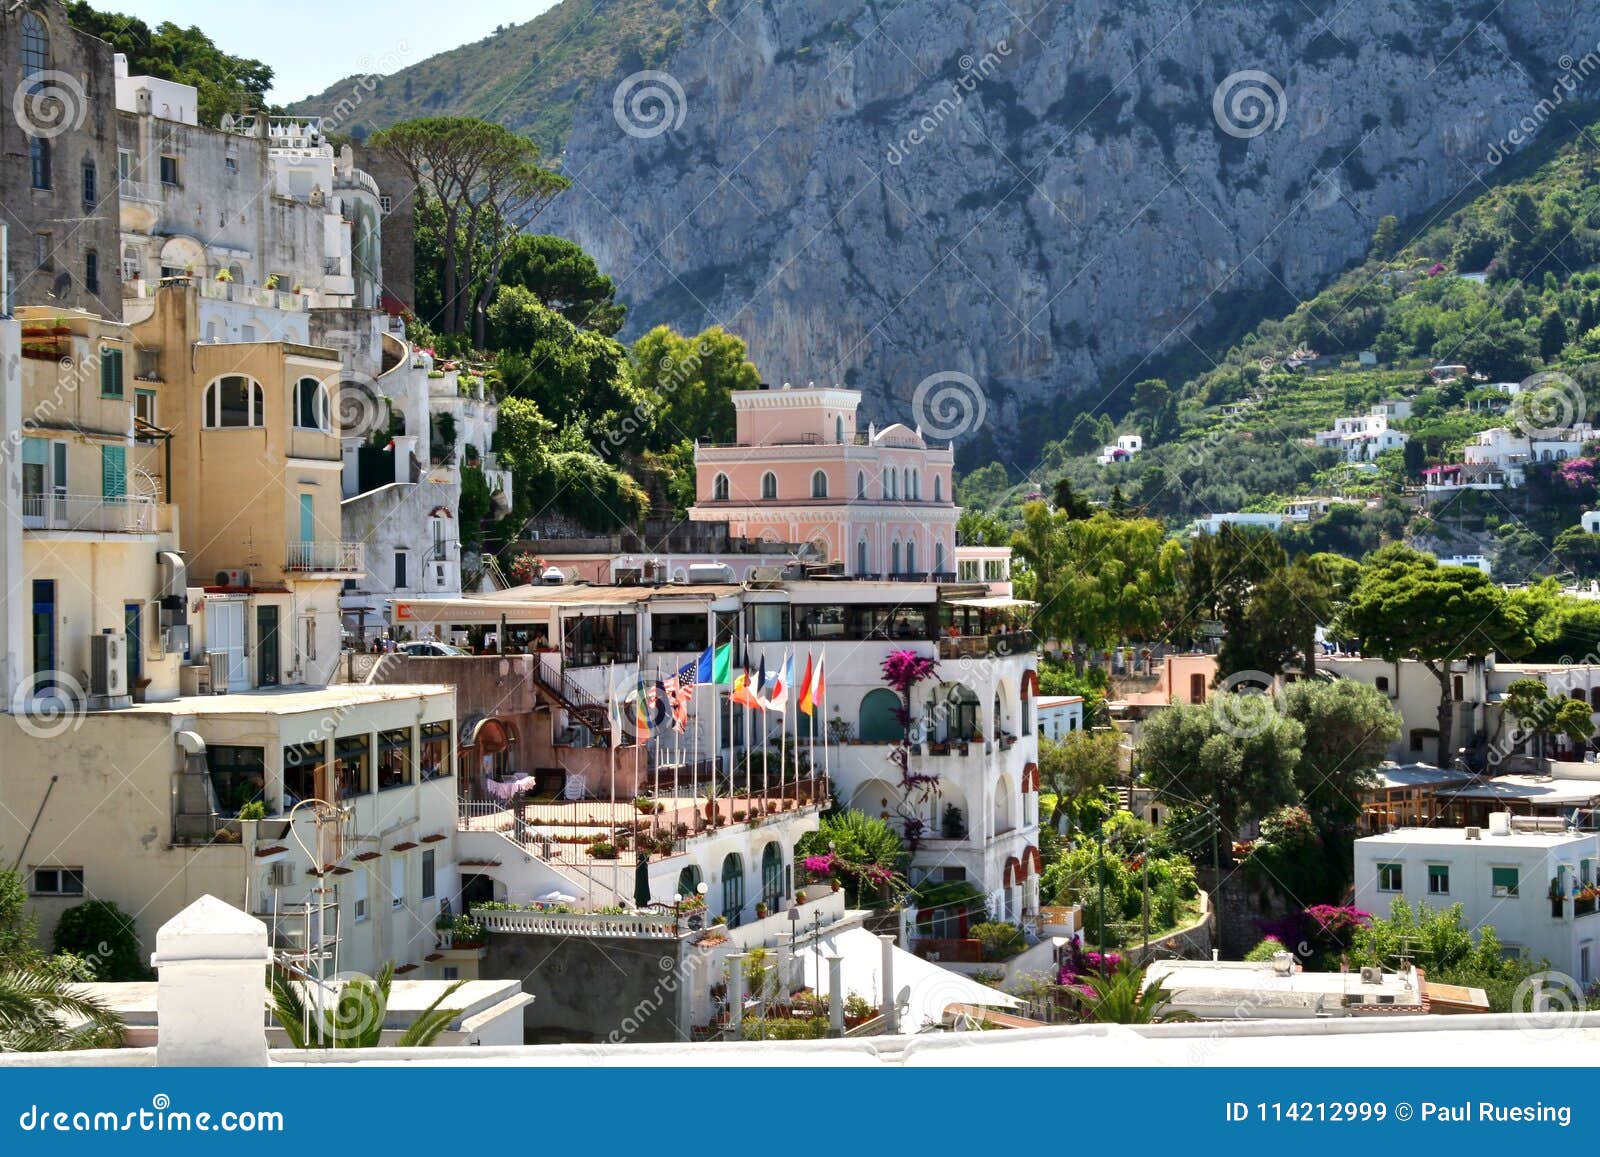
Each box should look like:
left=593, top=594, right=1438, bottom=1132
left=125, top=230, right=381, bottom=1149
left=51, top=901, right=145, bottom=982
left=1350, top=900, right=1540, bottom=1012
left=1140, top=699, right=1303, bottom=839
left=969, top=921, right=1027, bottom=962
left=1282, top=679, right=1400, bottom=826
left=1038, top=730, right=1121, bottom=808
left=1041, top=834, right=1197, bottom=947
left=628, top=326, right=760, bottom=452
left=0, top=964, right=123, bottom=1051
left=0, top=868, right=37, bottom=965
left=458, top=465, right=492, bottom=548
left=1244, top=937, right=1288, bottom=962
left=1073, top=963, right=1193, bottom=1024
left=270, top=963, right=466, bottom=1049
left=1242, top=805, right=1343, bottom=906
left=67, top=3, right=273, bottom=127
left=795, top=810, right=907, bottom=907
left=498, top=234, right=626, bottom=335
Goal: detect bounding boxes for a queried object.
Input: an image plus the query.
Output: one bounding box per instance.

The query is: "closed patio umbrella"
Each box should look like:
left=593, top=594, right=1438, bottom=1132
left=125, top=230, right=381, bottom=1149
left=634, top=852, right=652, bottom=908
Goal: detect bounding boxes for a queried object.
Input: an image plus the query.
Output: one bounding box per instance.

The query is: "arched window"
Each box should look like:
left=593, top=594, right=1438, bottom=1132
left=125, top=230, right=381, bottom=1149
left=675, top=864, right=703, bottom=901
left=856, top=471, right=866, bottom=498
left=835, top=415, right=844, bottom=444
left=856, top=539, right=869, bottom=575
left=29, top=136, right=50, bottom=190
left=934, top=474, right=943, bottom=502
left=943, top=685, right=980, bottom=740
left=712, top=473, right=729, bottom=501
left=885, top=471, right=896, bottom=500
left=760, top=841, right=783, bottom=909
left=905, top=539, right=916, bottom=575
left=902, top=468, right=910, bottom=497
left=811, top=470, right=828, bottom=498
left=1021, top=679, right=1033, bottom=735
left=720, top=852, right=745, bottom=924
left=761, top=472, right=777, bottom=500
left=204, top=375, right=264, bottom=428
left=934, top=540, right=946, bottom=577
left=21, top=13, right=48, bottom=79
left=292, top=377, right=330, bottom=430
left=912, top=471, right=921, bottom=500
left=890, top=540, right=902, bottom=574
left=858, top=687, right=906, bottom=742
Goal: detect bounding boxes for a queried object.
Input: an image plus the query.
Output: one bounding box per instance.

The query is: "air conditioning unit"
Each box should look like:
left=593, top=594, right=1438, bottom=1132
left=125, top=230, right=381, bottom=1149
left=207, top=651, right=230, bottom=693
left=749, top=565, right=784, bottom=583
left=269, top=862, right=296, bottom=888
left=214, top=569, right=251, bottom=588
left=179, top=663, right=211, bottom=696
left=1465, top=826, right=1482, bottom=840
left=88, top=631, right=129, bottom=705
left=1360, top=965, right=1383, bottom=984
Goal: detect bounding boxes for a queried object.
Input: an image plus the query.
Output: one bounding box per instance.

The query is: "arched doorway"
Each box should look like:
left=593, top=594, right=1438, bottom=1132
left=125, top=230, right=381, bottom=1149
left=676, top=864, right=703, bottom=901
left=858, top=687, right=905, bottom=742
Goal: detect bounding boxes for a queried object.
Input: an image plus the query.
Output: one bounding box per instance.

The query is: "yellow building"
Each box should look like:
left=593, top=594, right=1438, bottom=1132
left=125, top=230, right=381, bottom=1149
left=15, top=306, right=181, bottom=706
left=131, top=284, right=362, bottom=688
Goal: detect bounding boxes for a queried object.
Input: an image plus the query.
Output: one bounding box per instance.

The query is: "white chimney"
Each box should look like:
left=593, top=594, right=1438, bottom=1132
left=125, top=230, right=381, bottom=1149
left=1488, top=811, right=1512, bottom=837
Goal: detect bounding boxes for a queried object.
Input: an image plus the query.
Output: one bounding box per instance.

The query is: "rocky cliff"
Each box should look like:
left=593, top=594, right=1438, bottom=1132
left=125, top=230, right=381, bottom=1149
left=310, top=0, right=1600, bottom=455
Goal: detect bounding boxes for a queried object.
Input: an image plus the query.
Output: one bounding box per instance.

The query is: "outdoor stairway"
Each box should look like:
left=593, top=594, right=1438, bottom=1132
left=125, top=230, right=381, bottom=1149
left=528, top=666, right=611, bottom=734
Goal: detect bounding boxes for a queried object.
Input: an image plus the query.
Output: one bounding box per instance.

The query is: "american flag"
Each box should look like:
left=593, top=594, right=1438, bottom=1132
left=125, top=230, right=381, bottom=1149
left=664, top=658, right=698, bottom=732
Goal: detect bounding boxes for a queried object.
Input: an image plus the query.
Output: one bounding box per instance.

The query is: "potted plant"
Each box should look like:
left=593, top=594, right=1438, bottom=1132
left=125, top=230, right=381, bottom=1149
left=755, top=902, right=769, bottom=919
left=264, top=274, right=280, bottom=290
left=215, top=268, right=233, bottom=283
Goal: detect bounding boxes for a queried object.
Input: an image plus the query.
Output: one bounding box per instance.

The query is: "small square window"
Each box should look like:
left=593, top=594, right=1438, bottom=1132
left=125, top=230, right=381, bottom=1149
left=379, top=195, right=392, bottom=213
left=224, top=156, right=237, bottom=173
left=1492, top=867, right=1519, bottom=897
left=1378, top=862, right=1403, bottom=892
left=159, top=155, right=180, bottom=186
left=32, top=867, right=85, bottom=896
left=1427, top=864, right=1449, bottom=895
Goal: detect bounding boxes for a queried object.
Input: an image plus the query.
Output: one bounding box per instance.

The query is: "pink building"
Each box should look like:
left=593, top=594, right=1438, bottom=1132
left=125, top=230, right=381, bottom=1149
left=690, top=384, right=960, bottom=578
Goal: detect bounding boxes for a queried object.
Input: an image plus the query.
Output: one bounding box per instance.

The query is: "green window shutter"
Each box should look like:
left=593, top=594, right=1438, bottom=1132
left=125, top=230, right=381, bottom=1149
left=101, top=444, right=126, bottom=499
left=100, top=348, right=123, bottom=397
left=1492, top=867, right=1519, bottom=896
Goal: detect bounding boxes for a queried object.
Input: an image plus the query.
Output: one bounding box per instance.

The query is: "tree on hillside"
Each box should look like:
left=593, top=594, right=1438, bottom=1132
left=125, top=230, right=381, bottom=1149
left=66, top=4, right=273, bottom=126
left=1369, top=214, right=1400, bottom=260
left=628, top=325, right=760, bottom=452
left=1051, top=476, right=1094, bottom=520
left=498, top=234, right=626, bottom=335
left=1552, top=527, right=1600, bottom=579
left=372, top=118, right=569, bottom=344
left=1282, top=679, right=1400, bottom=827
left=1183, top=524, right=1286, bottom=647
left=1218, top=554, right=1342, bottom=679
left=1038, top=730, right=1122, bottom=813
left=1501, top=678, right=1594, bottom=766
left=1139, top=699, right=1303, bottom=845
left=1336, top=546, right=1531, bottom=767
left=1539, top=308, right=1569, bottom=362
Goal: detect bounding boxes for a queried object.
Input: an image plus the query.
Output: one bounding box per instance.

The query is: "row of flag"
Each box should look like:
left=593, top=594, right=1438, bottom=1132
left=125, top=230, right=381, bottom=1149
left=608, top=642, right=827, bottom=740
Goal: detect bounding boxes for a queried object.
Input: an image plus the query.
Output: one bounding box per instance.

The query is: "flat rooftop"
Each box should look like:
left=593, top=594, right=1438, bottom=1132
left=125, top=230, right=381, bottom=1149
left=121, top=683, right=454, bottom=716
left=1147, top=960, right=1421, bottom=1004
left=1358, top=825, right=1595, bottom=849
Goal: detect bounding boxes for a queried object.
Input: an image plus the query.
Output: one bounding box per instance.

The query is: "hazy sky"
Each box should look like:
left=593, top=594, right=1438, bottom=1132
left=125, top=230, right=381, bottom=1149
left=118, top=0, right=561, bottom=103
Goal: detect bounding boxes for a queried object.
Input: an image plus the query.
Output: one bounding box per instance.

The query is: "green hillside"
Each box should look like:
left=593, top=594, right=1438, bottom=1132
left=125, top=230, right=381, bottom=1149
left=288, top=0, right=703, bottom=155
left=965, top=101, right=1600, bottom=582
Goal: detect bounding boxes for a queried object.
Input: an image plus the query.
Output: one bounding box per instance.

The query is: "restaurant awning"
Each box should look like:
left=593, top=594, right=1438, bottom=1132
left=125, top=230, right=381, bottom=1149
left=942, top=596, right=1038, bottom=609
left=797, top=926, right=1021, bottom=1034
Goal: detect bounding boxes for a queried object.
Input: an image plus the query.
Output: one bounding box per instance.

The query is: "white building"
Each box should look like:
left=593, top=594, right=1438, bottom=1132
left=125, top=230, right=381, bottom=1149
left=1096, top=434, right=1142, bottom=465
left=1439, top=554, right=1492, bottom=575
left=1457, top=425, right=1597, bottom=489
left=1314, top=407, right=1408, bottom=462
left=1355, top=817, right=1600, bottom=985
left=1036, top=694, right=1084, bottom=740
left=1146, top=957, right=1436, bottom=1019
left=1191, top=512, right=1284, bottom=535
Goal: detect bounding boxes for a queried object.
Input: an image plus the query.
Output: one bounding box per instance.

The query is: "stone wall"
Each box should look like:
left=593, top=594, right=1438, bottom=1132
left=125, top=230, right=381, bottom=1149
left=481, top=932, right=691, bottom=1044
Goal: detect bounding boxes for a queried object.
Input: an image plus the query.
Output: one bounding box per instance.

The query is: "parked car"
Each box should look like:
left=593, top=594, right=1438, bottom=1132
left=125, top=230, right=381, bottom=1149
left=398, top=641, right=471, bottom=657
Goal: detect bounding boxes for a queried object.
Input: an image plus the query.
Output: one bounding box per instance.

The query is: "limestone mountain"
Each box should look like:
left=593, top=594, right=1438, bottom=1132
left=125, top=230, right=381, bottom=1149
left=297, top=0, right=1600, bottom=464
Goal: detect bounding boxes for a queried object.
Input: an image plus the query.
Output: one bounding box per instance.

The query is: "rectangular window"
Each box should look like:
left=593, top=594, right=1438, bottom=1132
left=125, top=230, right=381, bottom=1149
left=421, top=850, right=436, bottom=900
left=420, top=721, right=451, bottom=780
left=205, top=745, right=266, bottom=817
left=1492, top=867, right=1520, bottom=897
left=82, top=161, right=96, bottom=205
left=377, top=727, right=413, bottom=791
left=34, top=232, right=50, bottom=270
left=99, top=347, right=124, bottom=397
left=224, top=156, right=237, bottom=173
left=30, top=137, right=50, bottom=189
left=390, top=856, right=405, bottom=910
left=31, top=579, right=55, bottom=685
left=84, top=250, right=98, bottom=294
left=650, top=612, right=708, bottom=653
left=1378, top=862, right=1403, bottom=892
left=135, top=389, right=157, bottom=426
left=283, top=742, right=321, bottom=807
left=302, top=615, right=317, bottom=663
left=31, top=867, right=84, bottom=896
left=353, top=868, right=369, bottom=922
left=1427, top=864, right=1449, bottom=895
left=159, top=155, right=180, bottom=186
left=379, top=195, right=392, bottom=213
left=334, top=734, right=371, bottom=796
left=394, top=550, right=408, bottom=589
left=117, top=148, right=133, bottom=181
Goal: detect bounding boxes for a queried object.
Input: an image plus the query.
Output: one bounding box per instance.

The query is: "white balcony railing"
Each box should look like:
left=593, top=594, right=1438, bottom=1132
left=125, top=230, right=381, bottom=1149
left=285, top=540, right=364, bottom=574
left=22, top=493, right=161, bottom=534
